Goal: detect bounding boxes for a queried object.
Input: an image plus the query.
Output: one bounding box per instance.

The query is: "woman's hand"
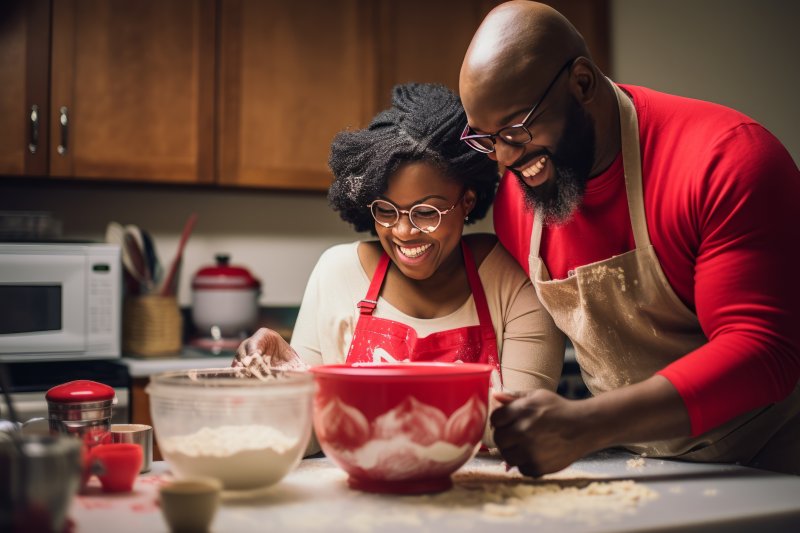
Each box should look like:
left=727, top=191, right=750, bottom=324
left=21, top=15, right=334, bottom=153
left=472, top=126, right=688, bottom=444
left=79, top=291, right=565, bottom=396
left=232, top=328, right=309, bottom=377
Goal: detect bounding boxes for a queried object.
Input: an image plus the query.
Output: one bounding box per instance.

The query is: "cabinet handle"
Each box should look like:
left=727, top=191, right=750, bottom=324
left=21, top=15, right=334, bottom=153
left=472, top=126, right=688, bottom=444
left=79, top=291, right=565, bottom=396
left=57, top=106, right=69, bottom=155
left=28, top=105, right=40, bottom=154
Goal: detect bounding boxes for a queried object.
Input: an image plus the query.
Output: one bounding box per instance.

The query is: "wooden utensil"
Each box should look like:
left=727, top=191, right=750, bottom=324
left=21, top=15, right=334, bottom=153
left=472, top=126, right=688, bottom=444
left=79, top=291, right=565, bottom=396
left=107, top=221, right=143, bottom=294
left=124, top=232, right=150, bottom=293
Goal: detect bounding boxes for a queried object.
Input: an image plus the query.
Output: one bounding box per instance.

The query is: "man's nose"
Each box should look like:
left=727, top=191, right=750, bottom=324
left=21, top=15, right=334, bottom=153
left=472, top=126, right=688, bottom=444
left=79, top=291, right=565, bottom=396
left=493, top=140, right=524, bottom=167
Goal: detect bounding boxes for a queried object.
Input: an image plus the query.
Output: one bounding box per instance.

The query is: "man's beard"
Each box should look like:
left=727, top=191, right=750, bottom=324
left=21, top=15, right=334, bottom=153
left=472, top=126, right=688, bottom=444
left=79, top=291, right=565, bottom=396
left=512, top=94, right=596, bottom=225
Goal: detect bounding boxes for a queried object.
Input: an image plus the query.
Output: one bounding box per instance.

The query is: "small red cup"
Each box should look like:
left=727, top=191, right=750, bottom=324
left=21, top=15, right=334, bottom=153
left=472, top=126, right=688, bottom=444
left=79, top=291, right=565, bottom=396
left=91, top=443, right=143, bottom=493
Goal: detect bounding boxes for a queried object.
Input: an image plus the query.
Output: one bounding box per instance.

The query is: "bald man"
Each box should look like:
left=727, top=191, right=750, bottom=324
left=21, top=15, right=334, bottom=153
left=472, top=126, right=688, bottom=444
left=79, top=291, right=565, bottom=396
left=460, top=1, right=800, bottom=476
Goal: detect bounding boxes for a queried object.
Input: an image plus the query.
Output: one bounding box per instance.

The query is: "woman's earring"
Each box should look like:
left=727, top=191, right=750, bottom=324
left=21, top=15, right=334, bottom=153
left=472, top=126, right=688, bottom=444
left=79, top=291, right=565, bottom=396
left=464, top=215, right=469, bottom=221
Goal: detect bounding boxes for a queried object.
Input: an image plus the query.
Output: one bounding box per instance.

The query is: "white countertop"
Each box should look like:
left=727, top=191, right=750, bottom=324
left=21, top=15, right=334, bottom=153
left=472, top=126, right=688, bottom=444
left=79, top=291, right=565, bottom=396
left=70, top=450, right=800, bottom=532
left=118, top=349, right=233, bottom=378
left=119, top=345, right=576, bottom=378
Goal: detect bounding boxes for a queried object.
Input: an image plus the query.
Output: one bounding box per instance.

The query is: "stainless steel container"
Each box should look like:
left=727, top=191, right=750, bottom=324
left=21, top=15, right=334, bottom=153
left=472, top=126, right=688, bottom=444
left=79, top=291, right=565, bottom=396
left=109, top=423, right=153, bottom=473
left=45, top=380, right=116, bottom=447
left=0, top=434, right=83, bottom=533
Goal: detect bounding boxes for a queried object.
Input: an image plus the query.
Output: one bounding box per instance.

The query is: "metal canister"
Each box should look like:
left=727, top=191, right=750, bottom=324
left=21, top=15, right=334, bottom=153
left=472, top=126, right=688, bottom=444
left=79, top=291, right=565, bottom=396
left=45, top=380, right=116, bottom=447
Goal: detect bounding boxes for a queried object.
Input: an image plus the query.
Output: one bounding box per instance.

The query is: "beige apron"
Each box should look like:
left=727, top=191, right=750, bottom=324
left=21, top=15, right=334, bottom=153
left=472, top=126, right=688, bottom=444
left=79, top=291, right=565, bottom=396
left=528, top=81, right=800, bottom=465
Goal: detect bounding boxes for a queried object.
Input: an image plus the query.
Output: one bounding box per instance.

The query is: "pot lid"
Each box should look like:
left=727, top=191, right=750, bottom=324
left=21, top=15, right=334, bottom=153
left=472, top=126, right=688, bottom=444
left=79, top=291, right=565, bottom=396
left=46, top=380, right=116, bottom=403
left=192, top=253, right=261, bottom=290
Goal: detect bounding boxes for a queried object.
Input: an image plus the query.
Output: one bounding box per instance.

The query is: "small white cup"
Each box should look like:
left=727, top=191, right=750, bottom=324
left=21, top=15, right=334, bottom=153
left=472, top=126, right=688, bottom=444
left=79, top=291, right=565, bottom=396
left=159, top=477, right=222, bottom=532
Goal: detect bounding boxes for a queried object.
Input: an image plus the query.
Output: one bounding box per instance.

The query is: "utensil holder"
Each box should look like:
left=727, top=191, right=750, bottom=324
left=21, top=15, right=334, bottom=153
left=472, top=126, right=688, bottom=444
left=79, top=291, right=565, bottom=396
left=123, top=296, right=182, bottom=356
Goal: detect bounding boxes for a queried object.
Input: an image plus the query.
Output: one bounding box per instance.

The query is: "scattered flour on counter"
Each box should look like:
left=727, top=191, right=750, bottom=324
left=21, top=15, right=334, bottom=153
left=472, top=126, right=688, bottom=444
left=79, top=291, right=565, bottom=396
left=161, top=425, right=303, bottom=490
left=392, top=463, right=658, bottom=528
left=626, top=457, right=646, bottom=469
left=257, top=460, right=660, bottom=532
left=703, top=488, right=718, bottom=497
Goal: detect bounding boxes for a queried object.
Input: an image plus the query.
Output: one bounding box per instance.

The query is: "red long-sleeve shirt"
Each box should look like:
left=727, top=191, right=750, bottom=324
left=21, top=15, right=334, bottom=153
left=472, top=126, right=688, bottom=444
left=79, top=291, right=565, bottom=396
left=494, top=84, right=800, bottom=436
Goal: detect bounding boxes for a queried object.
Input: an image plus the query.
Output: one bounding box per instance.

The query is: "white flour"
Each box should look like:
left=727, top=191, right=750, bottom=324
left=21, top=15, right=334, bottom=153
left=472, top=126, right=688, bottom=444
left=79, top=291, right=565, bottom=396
left=161, top=425, right=303, bottom=490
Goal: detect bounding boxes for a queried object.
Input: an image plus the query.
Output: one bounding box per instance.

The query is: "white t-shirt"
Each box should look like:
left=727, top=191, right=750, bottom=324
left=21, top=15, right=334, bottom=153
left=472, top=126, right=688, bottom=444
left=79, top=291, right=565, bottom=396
left=290, top=240, right=565, bottom=392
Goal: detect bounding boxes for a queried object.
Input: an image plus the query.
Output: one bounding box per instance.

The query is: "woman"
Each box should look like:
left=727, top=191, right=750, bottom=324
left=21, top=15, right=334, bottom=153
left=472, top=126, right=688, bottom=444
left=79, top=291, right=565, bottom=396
left=233, top=83, right=563, bottom=403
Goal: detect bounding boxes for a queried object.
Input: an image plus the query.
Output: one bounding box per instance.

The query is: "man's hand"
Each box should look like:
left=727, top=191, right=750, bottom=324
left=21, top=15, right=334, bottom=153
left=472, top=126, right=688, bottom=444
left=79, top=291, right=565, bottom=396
left=232, top=328, right=309, bottom=377
left=491, top=389, right=599, bottom=477
left=490, top=376, right=691, bottom=477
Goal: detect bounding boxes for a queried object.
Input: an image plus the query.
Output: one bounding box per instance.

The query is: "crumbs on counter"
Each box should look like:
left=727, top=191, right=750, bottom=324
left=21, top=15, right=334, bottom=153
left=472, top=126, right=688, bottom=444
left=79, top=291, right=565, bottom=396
left=409, top=462, right=659, bottom=526
left=626, top=457, right=646, bottom=469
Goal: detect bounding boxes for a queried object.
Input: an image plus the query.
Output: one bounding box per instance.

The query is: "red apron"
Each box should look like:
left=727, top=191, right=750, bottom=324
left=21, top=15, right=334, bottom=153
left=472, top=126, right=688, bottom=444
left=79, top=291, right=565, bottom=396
left=346, top=240, right=500, bottom=376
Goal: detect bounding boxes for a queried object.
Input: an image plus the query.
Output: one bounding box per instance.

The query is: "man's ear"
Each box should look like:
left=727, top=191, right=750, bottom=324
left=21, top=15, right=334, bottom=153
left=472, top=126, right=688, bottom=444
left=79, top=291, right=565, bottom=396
left=570, top=56, right=598, bottom=105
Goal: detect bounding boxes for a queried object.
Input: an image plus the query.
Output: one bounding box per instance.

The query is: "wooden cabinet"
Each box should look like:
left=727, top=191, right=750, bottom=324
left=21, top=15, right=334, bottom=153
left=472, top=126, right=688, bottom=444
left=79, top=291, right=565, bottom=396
left=216, top=0, right=378, bottom=190
left=374, top=0, right=500, bottom=108
left=131, top=377, right=163, bottom=461
left=0, top=0, right=50, bottom=176
left=0, top=0, right=215, bottom=184
left=49, top=0, right=216, bottom=184
left=0, top=0, right=609, bottom=191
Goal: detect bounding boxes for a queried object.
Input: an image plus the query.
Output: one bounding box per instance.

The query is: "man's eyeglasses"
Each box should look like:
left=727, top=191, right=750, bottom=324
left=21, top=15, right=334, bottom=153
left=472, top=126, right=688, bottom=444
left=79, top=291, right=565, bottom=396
left=367, top=194, right=463, bottom=234
left=460, top=58, right=575, bottom=154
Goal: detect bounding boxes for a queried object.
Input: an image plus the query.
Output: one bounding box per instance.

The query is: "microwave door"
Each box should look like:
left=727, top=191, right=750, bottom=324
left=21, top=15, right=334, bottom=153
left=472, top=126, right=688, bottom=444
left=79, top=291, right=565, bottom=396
left=0, top=253, right=87, bottom=356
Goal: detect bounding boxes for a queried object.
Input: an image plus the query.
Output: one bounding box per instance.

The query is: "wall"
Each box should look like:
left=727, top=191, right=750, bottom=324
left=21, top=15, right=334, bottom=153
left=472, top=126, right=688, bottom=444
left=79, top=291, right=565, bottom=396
left=4, top=0, right=797, bottom=307
left=611, top=0, right=799, bottom=164
left=2, top=181, right=493, bottom=306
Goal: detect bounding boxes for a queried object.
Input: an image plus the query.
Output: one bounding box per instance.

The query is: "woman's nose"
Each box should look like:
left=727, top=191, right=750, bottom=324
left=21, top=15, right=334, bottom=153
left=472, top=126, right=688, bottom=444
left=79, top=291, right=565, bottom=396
left=392, top=215, right=420, bottom=237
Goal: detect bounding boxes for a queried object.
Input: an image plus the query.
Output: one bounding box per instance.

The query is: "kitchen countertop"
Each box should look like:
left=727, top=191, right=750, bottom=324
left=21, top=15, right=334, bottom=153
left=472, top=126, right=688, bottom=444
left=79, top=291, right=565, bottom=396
left=118, top=348, right=234, bottom=378
left=118, top=347, right=577, bottom=379
left=70, top=450, right=800, bottom=532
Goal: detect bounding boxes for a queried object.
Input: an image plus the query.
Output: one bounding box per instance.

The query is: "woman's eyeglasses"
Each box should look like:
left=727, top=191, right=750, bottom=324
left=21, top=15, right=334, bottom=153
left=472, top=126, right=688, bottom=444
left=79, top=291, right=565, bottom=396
left=460, top=58, right=575, bottom=154
left=367, top=194, right=463, bottom=233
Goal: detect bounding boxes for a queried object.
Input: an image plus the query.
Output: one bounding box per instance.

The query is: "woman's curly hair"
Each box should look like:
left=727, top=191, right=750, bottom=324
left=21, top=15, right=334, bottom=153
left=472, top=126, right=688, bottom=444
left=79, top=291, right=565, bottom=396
left=327, top=83, right=499, bottom=233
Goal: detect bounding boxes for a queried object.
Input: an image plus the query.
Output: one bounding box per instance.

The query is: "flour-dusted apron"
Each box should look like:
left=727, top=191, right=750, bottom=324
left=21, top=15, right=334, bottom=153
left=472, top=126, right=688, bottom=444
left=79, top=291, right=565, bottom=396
left=346, top=240, right=500, bottom=377
left=527, top=81, right=800, bottom=463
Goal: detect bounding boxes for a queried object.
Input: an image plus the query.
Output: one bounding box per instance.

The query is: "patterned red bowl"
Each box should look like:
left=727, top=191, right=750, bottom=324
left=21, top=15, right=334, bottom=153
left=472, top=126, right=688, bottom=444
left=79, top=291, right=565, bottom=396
left=309, top=363, right=492, bottom=494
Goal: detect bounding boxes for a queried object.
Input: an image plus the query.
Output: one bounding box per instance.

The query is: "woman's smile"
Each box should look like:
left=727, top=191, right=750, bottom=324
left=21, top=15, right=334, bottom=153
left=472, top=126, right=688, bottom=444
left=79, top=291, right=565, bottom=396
left=394, top=242, right=434, bottom=267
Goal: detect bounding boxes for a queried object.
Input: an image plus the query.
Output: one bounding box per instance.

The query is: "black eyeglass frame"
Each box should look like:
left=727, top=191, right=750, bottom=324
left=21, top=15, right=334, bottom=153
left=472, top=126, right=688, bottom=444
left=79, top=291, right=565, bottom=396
left=460, top=58, right=576, bottom=154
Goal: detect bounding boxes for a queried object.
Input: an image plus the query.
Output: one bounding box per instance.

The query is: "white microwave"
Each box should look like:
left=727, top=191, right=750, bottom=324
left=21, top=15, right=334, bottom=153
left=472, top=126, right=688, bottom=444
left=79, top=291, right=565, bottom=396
left=0, top=242, right=122, bottom=362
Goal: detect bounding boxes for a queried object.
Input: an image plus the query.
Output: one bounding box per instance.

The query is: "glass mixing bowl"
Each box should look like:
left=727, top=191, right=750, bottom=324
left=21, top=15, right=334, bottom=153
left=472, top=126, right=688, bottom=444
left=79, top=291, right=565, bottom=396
left=146, top=367, right=313, bottom=490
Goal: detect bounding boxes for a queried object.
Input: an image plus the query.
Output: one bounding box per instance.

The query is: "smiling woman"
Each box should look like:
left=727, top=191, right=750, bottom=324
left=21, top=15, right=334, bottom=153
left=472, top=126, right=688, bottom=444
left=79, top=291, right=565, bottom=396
left=232, top=83, right=566, bottom=452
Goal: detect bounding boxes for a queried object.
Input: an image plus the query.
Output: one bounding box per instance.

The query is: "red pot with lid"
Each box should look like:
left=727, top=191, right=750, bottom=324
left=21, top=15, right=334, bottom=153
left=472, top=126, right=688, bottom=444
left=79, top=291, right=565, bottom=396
left=191, top=253, right=262, bottom=338
left=46, top=380, right=116, bottom=448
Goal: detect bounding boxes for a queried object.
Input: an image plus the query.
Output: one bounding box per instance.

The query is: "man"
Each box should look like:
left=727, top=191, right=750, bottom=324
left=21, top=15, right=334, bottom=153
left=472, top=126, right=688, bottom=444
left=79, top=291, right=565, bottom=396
left=459, top=0, right=800, bottom=476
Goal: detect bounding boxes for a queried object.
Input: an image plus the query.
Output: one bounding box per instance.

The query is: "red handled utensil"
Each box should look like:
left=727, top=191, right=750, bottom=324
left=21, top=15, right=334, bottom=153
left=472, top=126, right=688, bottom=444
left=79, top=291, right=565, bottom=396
left=160, top=213, right=197, bottom=296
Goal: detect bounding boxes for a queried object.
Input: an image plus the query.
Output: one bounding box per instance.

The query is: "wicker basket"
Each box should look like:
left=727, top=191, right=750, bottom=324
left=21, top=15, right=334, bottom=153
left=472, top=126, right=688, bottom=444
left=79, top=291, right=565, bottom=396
left=122, top=296, right=182, bottom=356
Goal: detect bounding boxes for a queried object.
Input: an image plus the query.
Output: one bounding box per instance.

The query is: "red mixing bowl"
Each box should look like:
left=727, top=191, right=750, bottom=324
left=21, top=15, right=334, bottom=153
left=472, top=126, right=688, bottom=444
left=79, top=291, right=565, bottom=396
left=309, top=362, right=492, bottom=494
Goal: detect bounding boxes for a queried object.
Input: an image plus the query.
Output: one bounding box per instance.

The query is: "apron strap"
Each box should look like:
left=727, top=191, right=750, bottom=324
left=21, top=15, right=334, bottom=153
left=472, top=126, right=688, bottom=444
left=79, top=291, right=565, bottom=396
left=461, top=240, right=494, bottom=329
left=528, top=81, right=650, bottom=260
left=356, top=252, right=390, bottom=315
left=611, top=80, right=651, bottom=249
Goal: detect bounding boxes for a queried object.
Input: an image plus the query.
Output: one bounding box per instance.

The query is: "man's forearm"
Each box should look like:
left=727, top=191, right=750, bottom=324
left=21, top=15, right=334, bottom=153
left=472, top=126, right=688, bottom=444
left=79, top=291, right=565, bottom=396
left=583, top=375, right=692, bottom=449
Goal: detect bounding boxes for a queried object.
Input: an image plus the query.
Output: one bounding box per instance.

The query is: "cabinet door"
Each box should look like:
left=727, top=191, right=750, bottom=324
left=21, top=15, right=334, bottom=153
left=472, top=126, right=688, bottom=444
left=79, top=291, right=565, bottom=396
left=0, top=0, right=50, bottom=176
left=49, top=0, right=215, bottom=184
left=375, top=0, right=499, bottom=107
left=376, top=0, right=609, bottom=106
left=217, top=0, right=378, bottom=191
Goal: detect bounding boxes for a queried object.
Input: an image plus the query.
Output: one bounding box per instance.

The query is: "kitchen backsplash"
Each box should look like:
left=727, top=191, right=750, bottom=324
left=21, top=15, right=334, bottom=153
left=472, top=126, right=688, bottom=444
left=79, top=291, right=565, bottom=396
left=2, top=181, right=493, bottom=306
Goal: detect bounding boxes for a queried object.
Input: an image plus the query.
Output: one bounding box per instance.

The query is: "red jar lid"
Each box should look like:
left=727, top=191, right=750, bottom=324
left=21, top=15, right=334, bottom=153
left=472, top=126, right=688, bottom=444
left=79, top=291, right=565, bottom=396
left=192, top=253, right=261, bottom=290
left=46, top=380, right=116, bottom=403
